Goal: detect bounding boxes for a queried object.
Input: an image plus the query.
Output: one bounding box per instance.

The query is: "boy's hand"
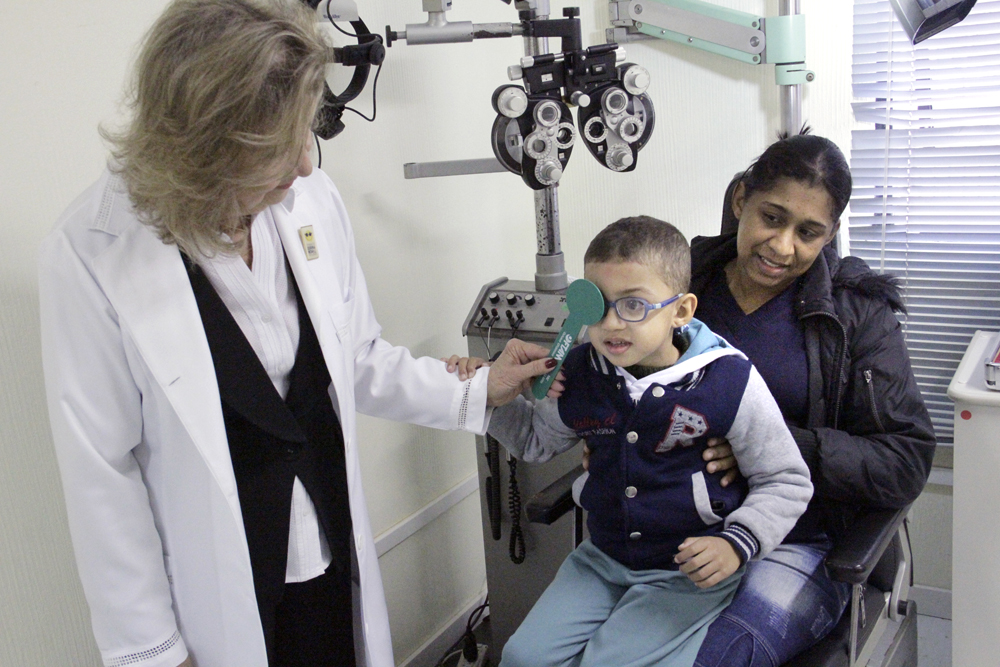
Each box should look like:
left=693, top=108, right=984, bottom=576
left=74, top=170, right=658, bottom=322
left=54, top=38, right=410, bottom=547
left=545, top=369, right=567, bottom=398
left=441, top=355, right=487, bottom=381
left=674, top=536, right=741, bottom=589
left=703, top=437, right=740, bottom=487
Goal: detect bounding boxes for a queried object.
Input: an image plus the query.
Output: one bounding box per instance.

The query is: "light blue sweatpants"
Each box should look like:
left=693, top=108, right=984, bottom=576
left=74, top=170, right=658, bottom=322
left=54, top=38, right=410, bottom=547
left=500, top=540, right=743, bottom=667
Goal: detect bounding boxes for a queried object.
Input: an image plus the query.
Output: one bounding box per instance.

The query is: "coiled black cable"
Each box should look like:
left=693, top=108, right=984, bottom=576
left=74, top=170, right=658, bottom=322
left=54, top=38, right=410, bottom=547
left=508, top=457, right=525, bottom=564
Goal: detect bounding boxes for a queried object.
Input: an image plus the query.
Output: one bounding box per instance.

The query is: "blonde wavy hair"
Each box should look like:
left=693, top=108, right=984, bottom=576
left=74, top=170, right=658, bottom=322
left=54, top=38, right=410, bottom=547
left=103, top=0, right=331, bottom=256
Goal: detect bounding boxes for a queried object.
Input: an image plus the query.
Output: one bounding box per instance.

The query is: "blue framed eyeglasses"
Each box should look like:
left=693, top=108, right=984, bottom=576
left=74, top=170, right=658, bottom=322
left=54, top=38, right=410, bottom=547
left=603, top=293, right=684, bottom=323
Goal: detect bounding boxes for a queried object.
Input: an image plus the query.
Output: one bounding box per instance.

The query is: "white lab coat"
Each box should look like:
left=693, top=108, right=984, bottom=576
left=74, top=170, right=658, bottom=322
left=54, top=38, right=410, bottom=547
left=39, top=169, right=489, bottom=667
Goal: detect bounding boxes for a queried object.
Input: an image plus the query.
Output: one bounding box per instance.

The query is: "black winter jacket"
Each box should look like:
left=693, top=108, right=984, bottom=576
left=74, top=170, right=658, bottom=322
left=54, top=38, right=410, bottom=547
left=690, top=234, right=936, bottom=540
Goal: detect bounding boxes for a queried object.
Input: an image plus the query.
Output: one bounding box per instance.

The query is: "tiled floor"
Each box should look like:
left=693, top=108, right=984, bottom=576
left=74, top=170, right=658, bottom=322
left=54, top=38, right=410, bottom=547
left=917, top=614, right=951, bottom=667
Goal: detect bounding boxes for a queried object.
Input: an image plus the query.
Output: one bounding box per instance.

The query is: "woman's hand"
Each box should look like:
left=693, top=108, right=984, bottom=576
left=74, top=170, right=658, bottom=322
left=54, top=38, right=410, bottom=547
left=441, top=353, right=564, bottom=391
left=176, top=657, right=193, bottom=667
left=440, top=355, right=487, bottom=381
left=485, top=339, right=557, bottom=407
left=703, top=437, right=740, bottom=487
left=675, top=536, right=741, bottom=589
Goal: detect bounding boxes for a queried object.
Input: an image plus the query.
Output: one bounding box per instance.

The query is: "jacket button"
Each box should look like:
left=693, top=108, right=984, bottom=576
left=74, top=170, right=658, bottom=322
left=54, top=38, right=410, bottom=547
left=630, top=531, right=642, bottom=541
left=625, top=486, right=637, bottom=498
left=626, top=431, right=638, bottom=443
left=652, top=386, right=665, bottom=398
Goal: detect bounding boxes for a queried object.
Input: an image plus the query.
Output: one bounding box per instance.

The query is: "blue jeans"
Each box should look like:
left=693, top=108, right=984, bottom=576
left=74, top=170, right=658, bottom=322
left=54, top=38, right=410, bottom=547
left=693, top=541, right=851, bottom=667
left=502, top=540, right=743, bottom=667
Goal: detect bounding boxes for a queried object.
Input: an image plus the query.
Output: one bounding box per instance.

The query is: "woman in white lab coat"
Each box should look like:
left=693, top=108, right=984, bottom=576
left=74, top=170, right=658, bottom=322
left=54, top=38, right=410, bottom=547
left=38, top=2, right=552, bottom=666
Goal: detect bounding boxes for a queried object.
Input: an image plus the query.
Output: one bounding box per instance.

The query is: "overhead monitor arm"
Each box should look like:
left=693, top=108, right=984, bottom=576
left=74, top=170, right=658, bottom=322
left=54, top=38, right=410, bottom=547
left=608, top=0, right=812, bottom=82
left=607, top=0, right=812, bottom=135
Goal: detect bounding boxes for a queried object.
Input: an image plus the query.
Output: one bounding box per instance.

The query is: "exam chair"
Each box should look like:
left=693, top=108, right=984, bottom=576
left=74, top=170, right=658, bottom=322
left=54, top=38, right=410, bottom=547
left=525, top=465, right=918, bottom=667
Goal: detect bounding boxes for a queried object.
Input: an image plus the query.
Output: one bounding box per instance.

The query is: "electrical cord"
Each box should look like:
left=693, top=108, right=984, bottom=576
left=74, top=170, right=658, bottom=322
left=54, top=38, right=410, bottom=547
left=324, top=0, right=382, bottom=124
left=508, top=457, right=525, bottom=564
left=434, top=597, right=490, bottom=667
left=486, top=435, right=502, bottom=541
left=329, top=18, right=358, bottom=38
left=467, top=596, right=489, bottom=633
left=342, top=63, right=381, bottom=123
left=480, top=323, right=495, bottom=360
left=436, top=649, right=464, bottom=667
left=460, top=597, right=489, bottom=665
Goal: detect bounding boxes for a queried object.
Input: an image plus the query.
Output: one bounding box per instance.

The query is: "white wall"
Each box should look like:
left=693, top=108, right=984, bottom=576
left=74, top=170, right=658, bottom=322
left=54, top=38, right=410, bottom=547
left=0, top=1, right=860, bottom=665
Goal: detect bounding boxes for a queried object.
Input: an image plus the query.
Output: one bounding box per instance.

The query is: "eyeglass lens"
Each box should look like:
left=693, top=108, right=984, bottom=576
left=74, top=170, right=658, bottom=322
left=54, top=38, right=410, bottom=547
left=616, top=297, right=649, bottom=322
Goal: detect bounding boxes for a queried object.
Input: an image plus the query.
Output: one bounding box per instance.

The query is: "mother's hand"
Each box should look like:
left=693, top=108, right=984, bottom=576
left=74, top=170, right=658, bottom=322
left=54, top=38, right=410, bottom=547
left=703, top=437, right=740, bottom=487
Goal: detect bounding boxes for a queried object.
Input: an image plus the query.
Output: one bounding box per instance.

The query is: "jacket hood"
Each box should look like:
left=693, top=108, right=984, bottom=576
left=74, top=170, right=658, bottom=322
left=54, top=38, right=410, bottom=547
left=827, top=249, right=906, bottom=313
left=677, top=317, right=736, bottom=362
left=598, top=318, right=746, bottom=403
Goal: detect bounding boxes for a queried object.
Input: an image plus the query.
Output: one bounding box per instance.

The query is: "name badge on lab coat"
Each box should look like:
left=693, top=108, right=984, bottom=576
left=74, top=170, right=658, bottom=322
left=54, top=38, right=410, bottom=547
left=298, top=226, right=319, bottom=260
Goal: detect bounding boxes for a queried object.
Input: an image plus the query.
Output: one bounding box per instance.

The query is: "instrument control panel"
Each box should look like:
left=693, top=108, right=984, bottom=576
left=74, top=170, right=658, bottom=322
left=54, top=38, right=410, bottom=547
left=463, top=278, right=576, bottom=349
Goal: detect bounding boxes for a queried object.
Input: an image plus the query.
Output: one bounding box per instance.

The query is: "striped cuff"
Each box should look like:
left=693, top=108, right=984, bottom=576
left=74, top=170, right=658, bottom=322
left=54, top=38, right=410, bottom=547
left=720, top=523, right=760, bottom=565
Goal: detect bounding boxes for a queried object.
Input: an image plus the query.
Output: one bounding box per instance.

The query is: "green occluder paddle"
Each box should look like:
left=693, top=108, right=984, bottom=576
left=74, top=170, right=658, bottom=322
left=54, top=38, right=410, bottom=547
left=532, top=279, right=606, bottom=400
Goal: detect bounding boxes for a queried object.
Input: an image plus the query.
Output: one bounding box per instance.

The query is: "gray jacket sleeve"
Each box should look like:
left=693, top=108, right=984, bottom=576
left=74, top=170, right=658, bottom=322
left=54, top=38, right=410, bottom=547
left=487, top=395, right=580, bottom=463
left=724, top=366, right=814, bottom=559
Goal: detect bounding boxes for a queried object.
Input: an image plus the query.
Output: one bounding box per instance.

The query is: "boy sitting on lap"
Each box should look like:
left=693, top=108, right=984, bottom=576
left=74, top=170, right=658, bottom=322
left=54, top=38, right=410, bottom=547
left=488, top=216, right=813, bottom=667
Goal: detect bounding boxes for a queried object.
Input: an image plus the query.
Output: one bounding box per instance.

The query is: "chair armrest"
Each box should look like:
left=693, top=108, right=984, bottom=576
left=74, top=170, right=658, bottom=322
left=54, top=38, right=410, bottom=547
left=525, top=464, right=586, bottom=525
left=823, top=504, right=911, bottom=585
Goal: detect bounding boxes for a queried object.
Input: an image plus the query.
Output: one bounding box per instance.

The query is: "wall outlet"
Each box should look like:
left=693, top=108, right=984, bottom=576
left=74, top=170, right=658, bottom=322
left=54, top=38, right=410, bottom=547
left=456, top=643, right=488, bottom=667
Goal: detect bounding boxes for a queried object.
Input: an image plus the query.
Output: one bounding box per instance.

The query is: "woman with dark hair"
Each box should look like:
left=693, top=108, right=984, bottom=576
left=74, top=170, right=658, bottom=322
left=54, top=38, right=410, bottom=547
left=38, top=2, right=550, bottom=666
left=689, top=132, right=936, bottom=666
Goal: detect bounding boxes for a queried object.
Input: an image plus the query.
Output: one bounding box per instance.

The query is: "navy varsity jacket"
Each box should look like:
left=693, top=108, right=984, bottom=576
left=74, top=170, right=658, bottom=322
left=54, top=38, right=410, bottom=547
left=488, top=319, right=812, bottom=572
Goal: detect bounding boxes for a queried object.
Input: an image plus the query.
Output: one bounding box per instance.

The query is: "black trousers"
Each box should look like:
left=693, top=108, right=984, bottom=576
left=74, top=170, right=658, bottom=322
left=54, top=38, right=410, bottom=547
left=268, top=565, right=356, bottom=667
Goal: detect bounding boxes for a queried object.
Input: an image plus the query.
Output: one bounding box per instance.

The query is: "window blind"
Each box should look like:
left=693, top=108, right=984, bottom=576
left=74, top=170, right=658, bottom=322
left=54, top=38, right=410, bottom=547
left=850, top=0, right=1000, bottom=445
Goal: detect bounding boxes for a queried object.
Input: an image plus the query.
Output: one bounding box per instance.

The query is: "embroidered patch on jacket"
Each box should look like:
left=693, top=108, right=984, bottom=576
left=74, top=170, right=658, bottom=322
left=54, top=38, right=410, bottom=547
left=655, top=405, right=709, bottom=452
left=570, top=414, right=618, bottom=436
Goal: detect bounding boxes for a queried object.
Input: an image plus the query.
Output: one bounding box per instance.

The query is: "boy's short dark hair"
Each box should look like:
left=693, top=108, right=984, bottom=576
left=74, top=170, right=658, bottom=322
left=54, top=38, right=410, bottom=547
left=584, top=216, right=691, bottom=293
